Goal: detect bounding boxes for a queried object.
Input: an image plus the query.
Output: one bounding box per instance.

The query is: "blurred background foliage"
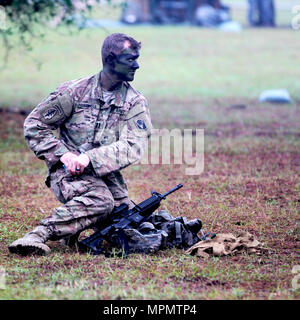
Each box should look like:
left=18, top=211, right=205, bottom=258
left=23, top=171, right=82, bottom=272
left=0, top=0, right=299, bottom=109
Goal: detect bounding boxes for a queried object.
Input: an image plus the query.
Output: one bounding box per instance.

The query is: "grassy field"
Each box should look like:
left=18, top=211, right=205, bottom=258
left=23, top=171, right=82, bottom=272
left=0, top=3, right=299, bottom=300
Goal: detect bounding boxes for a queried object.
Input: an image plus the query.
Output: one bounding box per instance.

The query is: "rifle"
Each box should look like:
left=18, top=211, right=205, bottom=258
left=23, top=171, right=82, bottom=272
left=78, top=183, right=183, bottom=255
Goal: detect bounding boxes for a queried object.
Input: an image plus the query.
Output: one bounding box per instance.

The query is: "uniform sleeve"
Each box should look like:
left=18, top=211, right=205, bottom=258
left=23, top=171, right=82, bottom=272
left=85, top=97, right=152, bottom=177
left=24, top=89, right=74, bottom=170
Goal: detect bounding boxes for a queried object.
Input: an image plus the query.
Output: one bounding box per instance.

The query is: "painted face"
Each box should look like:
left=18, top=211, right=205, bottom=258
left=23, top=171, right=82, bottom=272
left=113, top=48, right=140, bottom=82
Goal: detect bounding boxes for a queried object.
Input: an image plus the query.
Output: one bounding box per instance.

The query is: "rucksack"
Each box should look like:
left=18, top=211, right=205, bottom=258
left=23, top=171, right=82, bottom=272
left=109, top=210, right=202, bottom=254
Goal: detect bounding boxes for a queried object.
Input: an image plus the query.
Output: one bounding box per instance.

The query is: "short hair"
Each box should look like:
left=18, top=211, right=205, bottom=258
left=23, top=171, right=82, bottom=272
left=101, top=33, right=141, bottom=65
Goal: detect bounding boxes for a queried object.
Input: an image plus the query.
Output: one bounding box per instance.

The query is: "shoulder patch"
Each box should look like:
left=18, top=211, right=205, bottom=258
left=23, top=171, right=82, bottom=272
left=43, top=107, right=60, bottom=120
left=135, top=119, right=147, bottom=130
left=40, top=103, right=64, bottom=124
left=39, top=93, right=73, bottom=125
left=129, top=111, right=152, bottom=138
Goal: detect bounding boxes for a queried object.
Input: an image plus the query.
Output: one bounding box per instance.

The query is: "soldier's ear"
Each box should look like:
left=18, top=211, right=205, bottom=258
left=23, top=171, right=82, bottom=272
left=105, top=52, right=116, bottom=66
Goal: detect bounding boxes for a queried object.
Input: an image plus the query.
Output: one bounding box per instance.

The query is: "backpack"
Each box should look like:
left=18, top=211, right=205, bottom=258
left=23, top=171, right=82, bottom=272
left=110, top=210, right=202, bottom=254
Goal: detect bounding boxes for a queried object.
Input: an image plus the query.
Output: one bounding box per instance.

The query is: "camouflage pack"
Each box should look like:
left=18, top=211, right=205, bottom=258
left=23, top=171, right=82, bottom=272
left=108, top=210, right=202, bottom=254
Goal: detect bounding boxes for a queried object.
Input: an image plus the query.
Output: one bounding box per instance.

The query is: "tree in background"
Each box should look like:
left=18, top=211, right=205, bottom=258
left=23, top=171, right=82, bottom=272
left=0, top=0, right=109, bottom=66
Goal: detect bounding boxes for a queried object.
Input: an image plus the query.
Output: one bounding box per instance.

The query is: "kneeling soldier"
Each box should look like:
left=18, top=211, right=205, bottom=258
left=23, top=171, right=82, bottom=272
left=9, top=33, right=152, bottom=256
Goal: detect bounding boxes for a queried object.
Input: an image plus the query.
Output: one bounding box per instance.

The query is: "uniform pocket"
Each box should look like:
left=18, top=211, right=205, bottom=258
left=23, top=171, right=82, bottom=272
left=103, top=171, right=129, bottom=199
left=50, top=168, right=93, bottom=203
left=58, top=175, right=94, bottom=203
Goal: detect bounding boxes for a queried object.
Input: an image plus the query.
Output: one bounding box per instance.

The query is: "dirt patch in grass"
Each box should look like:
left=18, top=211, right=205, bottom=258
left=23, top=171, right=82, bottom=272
left=0, top=111, right=25, bottom=140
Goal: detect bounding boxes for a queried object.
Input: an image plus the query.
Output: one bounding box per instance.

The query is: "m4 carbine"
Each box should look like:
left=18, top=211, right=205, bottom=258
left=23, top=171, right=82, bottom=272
left=78, top=184, right=183, bottom=255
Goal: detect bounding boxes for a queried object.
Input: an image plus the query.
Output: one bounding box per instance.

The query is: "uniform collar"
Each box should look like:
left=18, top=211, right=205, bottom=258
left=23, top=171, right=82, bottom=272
left=91, top=72, right=128, bottom=108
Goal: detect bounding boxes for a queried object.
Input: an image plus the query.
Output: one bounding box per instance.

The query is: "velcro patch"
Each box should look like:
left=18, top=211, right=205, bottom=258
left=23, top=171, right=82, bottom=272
left=39, top=93, right=73, bottom=125
left=40, top=103, right=64, bottom=124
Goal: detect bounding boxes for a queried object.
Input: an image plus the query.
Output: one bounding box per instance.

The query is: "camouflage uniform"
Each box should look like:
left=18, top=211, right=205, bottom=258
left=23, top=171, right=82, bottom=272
left=23, top=72, right=152, bottom=241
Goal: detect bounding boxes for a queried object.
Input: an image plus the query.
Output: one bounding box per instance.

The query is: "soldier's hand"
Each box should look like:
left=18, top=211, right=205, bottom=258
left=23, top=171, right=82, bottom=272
left=73, top=154, right=90, bottom=175
left=60, top=152, right=90, bottom=175
left=60, top=152, right=79, bottom=175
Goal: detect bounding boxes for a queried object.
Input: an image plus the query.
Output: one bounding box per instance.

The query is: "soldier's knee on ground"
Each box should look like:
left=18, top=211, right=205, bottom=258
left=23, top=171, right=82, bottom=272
left=40, top=193, right=115, bottom=241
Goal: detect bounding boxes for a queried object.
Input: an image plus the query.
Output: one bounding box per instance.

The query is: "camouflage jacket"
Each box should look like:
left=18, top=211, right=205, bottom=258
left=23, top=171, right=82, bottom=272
left=24, top=72, right=152, bottom=197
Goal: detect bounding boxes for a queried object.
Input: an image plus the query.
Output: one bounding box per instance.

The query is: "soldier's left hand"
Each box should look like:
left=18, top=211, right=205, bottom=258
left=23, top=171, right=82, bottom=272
left=70, top=153, right=90, bottom=175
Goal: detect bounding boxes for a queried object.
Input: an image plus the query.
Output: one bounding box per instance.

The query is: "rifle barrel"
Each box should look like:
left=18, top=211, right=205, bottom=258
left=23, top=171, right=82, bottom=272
left=161, top=184, right=183, bottom=198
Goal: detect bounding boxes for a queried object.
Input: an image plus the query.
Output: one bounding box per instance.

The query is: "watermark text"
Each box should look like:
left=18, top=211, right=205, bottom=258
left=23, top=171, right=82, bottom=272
left=291, top=5, right=300, bottom=30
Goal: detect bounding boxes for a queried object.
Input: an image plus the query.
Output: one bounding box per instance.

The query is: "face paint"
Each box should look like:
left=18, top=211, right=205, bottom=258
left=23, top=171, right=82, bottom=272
left=112, top=48, right=140, bottom=82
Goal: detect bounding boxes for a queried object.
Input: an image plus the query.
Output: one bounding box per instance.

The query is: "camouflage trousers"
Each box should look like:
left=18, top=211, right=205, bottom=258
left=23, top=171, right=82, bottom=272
left=40, top=167, right=130, bottom=240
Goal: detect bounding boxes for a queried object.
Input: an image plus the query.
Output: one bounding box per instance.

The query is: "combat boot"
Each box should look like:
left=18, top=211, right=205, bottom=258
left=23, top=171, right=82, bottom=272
left=8, top=226, right=52, bottom=256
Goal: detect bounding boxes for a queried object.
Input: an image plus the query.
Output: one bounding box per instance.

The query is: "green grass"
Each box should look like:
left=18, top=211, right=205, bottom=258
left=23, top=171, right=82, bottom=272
left=0, top=104, right=299, bottom=300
